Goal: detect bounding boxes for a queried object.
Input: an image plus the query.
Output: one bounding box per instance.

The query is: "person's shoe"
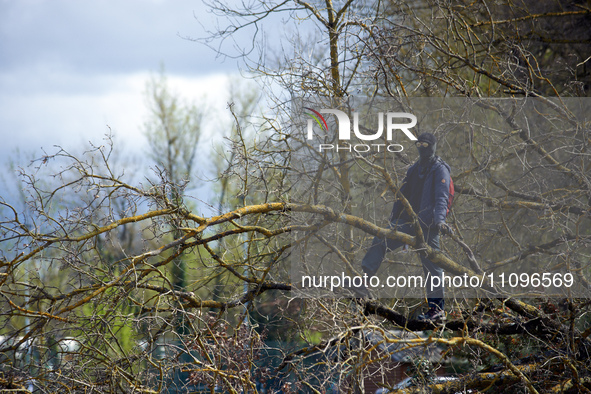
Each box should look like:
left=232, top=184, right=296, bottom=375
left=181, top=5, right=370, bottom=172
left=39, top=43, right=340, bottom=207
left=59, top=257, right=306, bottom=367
left=417, top=307, right=445, bottom=322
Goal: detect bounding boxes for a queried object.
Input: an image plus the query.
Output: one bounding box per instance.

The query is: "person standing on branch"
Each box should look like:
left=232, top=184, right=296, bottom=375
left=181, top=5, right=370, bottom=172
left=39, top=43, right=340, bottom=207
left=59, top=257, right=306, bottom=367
left=359, top=132, right=453, bottom=322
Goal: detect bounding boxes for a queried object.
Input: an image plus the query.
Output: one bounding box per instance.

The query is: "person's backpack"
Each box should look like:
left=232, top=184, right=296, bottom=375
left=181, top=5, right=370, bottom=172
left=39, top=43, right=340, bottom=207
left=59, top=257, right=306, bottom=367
left=446, top=176, right=455, bottom=216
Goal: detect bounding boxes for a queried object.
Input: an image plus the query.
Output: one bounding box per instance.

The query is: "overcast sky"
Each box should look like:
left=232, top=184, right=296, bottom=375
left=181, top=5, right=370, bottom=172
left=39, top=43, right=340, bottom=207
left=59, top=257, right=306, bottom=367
left=0, top=0, right=253, bottom=165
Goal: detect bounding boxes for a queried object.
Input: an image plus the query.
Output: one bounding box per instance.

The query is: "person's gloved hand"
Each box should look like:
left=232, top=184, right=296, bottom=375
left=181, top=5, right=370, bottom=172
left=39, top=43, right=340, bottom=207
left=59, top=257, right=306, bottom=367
left=437, top=222, right=454, bottom=235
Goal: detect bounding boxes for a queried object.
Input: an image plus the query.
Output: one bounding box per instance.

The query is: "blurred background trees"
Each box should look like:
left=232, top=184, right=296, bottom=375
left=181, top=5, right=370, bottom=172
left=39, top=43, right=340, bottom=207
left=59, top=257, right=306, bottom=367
left=143, top=70, right=204, bottom=296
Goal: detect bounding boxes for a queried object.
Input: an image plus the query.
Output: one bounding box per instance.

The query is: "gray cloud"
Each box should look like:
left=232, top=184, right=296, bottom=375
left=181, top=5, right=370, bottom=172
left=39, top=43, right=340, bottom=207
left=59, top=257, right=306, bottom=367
left=0, top=0, right=232, bottom=76
left=0, top=0, right=243, bottom=160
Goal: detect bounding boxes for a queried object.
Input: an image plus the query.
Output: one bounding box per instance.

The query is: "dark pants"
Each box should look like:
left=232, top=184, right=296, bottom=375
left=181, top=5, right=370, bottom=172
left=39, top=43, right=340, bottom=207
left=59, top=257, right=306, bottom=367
left=361, top=223, right=444, bottom=309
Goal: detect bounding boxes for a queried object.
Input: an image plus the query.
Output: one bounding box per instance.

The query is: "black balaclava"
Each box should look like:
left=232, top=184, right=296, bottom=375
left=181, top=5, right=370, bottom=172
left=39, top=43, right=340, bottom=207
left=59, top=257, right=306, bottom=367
left=416, top=132, right=437, bottom=166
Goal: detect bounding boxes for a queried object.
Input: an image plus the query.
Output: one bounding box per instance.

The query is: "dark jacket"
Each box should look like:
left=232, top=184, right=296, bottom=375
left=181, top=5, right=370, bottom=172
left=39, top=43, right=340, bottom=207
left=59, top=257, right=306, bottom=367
left=389, top=156, right=451, bottom=228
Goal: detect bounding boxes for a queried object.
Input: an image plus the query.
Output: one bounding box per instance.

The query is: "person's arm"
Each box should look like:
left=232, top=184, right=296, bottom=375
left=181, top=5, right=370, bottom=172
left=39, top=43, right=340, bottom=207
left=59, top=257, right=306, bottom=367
left=432, top=164, right=451, bottom=226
